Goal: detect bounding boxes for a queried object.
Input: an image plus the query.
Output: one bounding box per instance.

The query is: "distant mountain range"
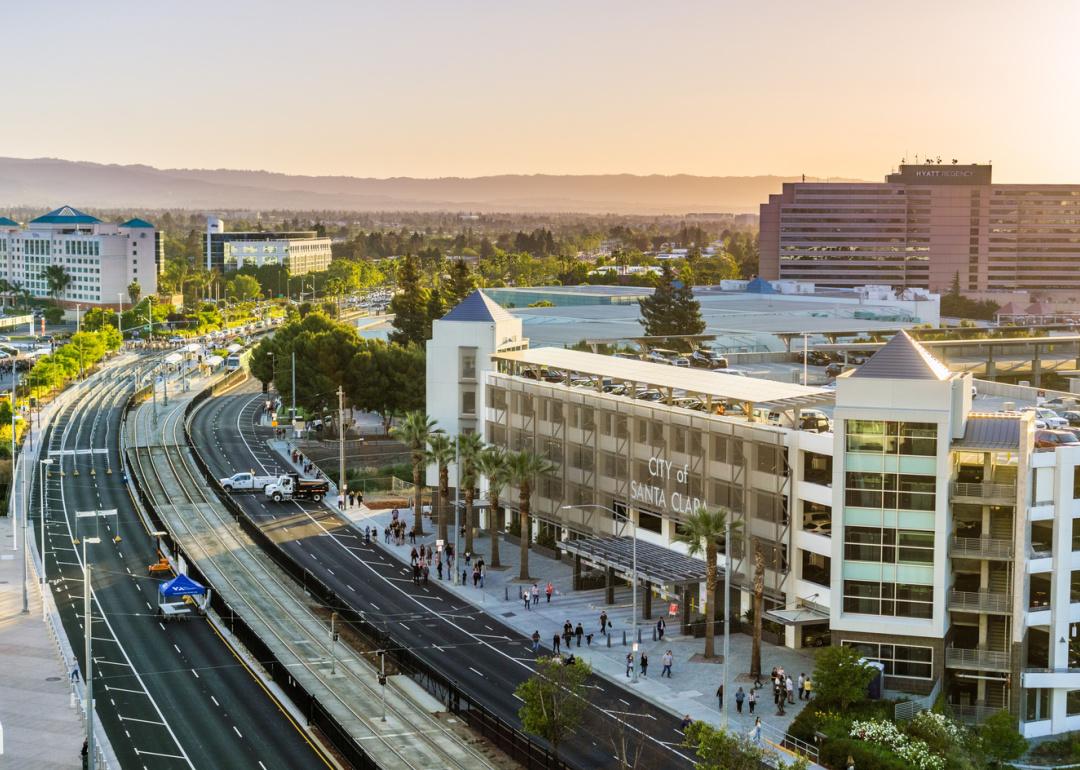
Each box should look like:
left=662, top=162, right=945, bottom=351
left=0, top=156, right=859, bottom=214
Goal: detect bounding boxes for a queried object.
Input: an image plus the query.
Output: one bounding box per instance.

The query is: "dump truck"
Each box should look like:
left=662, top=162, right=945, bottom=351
left=263, top=473, right=330, bottom=503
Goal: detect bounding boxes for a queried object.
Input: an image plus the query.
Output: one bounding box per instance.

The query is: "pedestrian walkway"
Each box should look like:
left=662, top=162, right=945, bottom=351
left=267, top=438, right=821, bottom=745
left=0, top=507, right=83, bottom=769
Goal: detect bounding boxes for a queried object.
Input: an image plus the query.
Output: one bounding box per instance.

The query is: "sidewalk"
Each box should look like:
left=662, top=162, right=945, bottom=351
left=267, top=437, right=820, bottom=744
left=0, top=511, right=82, bottom=769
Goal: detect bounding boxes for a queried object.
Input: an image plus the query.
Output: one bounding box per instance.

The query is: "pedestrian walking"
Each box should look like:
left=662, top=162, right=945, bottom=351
left=479, top=566, right=485, bottom=588
left=679, top=714, right=693, bottom=731
left=797, top=672, right=805, bottom=700
left=845, top=755, right=855, bottom=770
left=787, top=675, right=795, bottom=704
left=462, top=567, right=467, bottom=584
left=804, top=677, right=813, bottom=700
left=750, top=717, right=762, bottom=746
left=736, top=686, right=745, bottom=714
left=640, top=652, right=648, bottom=676
left=545, top=581, right=554, bottom=603
left=532, top=630, right=541, bottom=652
left=625, top=652, right=633, bottom=677
left=472, top=565, right=480, bottom=586
left=422, top=564, right=430, bottom=585
left=554, top=633, right=561, bottom=654
left=575, top=622, right=584, bottom=647
left=716, top=683, right=723, bottom=710
left=524, top=590, right=531, bottom=610
left=600, top=610, right=608, bottom=636
left=437, top=559, right=443, bottom=580
left=357, top=491, right=364, bottom=507
left=656, top=616, right=665, bottom=640
left=661, top=649, right=673, bottom=678
left=531, top=583, right=540, bottom=606
left=748, top=688, right=756, bottom=714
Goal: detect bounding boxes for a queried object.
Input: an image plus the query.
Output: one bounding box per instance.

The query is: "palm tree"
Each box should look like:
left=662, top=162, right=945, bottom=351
left=43, top=264, right=72, bottom=301
left=456, top=432, right=484, bottom=556
left=389, top=411, right=436, bottom=536
left=425, top=432, right=456, bottom=543
left=751, top=546, right=765, bottom=680
left=476, top=445, right=509, bottom=568
left=505, top=450, right=555, bottom=581
left=676, top=507, right=740, bottom=659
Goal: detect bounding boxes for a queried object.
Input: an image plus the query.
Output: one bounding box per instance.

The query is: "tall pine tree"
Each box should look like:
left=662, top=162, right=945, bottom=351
left=638, top=263, right=705, bottom=344
left=445, top=259, right=477, bottom=307
left=425, top=286, right=447, bottom=341
left=389, top=253, right=430, bottom=346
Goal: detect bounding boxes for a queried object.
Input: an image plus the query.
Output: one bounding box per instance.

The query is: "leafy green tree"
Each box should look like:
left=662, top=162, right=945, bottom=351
left=682, top=721, right=772, bottom=770
left=637, top=262, right=705, bottom=343
left=813, top=645, right=876, bottom=711
left=506, top=450, right=555, bottom=581
left=346, top=340, right=424, bottom=429
left=425, top=286, right=446, bottom=340
left=425, top=432, right=456, bottom=544
left=43, top=265, right=72, bottom=301
left=226, top=274, right=261, bottom=302
left=978, top=710, right=1027, bottom=766
left=445, top=259, right=477, bottom=307
left=81, top=307, right=116, bottom=332
left=676, top=507, right=739, bottom=658
left=476, top=446, right=509, bottom=568
left=127, top=280, right=141, bottom=304
left=389, top=411, right=436, bottom=537
left=456, top=432, right=484, bottom=555
left=389, top=254, right=429, bottom=346
left=515, top=656, right=591, bottom=757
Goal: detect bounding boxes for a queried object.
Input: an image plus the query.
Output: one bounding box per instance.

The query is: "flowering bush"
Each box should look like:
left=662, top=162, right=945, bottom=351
left=850, top=719, right=946, bottom=770
left=907, top=710, right=967, bottom=752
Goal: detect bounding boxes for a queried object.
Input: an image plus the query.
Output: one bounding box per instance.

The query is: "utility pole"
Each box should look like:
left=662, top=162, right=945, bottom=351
left=117, top=293, right=123, bottom=342
left=330, top=612, right=338, bottom=675
left=452, top=439, right=461, bottom=585
left=722, top=515, right=731, bottom=730
left=291, top=351, right=296, bottom=421
left=76, top=303, right=81, bottom=334
left=337, top=386, right=346, bottom=513
left=82, top=536, right=101, bottom=770
left=40, top=458, right=54, bottom=621
left=20, top=438, right=28, bottom=613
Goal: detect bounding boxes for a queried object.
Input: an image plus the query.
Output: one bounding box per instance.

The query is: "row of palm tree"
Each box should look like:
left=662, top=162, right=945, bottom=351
left=390, top=409, right=764, bottom=666
left=390, top=410, right=555, bottom=580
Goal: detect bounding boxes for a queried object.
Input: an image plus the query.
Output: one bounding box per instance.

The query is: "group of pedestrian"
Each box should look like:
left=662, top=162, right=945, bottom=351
left=625, top=650, right=649, bottom=677
left=386, top=510, right=415, bottom=545
left=409, top=545, right=432, bottom=585
left=762, top=666, right=810, bottom=714
left=345, top=489, right=364, bottom=508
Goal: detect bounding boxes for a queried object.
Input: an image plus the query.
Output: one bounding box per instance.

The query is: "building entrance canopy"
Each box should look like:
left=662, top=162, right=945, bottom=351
left=559, top=535, right=709, bottom=586
left=765, top=604, right=830, bottom=627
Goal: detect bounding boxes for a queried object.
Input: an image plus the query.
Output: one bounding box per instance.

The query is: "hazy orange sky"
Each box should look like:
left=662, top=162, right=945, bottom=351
left=4, top=0, right=1078, bottom=181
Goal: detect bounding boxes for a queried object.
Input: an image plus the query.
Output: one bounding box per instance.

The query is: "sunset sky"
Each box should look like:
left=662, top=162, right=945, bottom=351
left=5, top=0, right=1078, bottom=182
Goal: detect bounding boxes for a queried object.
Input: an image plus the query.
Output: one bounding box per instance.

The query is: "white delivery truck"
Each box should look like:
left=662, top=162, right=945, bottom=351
left=263, top=473, right=330, bottom=503
left=219, top=471, right=280, bottom=493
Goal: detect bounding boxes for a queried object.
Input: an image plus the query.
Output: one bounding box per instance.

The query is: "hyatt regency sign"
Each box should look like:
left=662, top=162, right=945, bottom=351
left=629, top=455, right=707, bottom=515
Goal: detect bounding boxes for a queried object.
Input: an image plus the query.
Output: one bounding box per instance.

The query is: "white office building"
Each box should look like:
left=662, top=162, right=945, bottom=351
left=205, top=217, right=332, bottom=276
left=427, top=290, right=1080, bottom=737
left=0, top=206, right=161, bottom=308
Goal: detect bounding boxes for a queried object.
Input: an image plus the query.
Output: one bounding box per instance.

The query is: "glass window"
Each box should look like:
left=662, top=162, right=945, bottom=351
left=460, top=348, right=477, bottom=380
left=637, top=509, right=663, bottom=534
left=800, top=550, right=830, bottom=587
left=461, top=389, right=476, bottom=415
left=802, top=501, right=832, bottom=537
left=804, top=452, right=832, bottom=485
left=846, top=420, right=937, bottom=456
left=757, top=445, right=780, bottom=474
left=842, top=640, right=933, bottom=679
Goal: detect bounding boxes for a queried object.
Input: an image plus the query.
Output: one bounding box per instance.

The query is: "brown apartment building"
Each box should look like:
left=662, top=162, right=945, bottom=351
left=759, top=164, right=1080, bottom=295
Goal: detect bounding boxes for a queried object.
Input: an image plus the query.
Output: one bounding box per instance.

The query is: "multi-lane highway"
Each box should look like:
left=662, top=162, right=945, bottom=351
left=34, top=363, right=333, bottom=769
left=191, top=380, right=699, bottom=770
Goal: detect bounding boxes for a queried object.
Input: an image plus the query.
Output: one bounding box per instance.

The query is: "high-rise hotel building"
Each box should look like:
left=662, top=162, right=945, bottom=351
left=759, top=164, right=1080, bottom=295
left=429, top=290, right=1080, bottom=737
left=0, top=206, right=162, bottom=307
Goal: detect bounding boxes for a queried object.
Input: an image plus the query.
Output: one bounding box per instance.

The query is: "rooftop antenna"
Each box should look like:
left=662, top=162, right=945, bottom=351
left=801, top=173, right=805, bottom=183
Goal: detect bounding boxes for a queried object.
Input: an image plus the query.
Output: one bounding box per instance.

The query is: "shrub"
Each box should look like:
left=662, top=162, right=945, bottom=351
left=849, top=720, right=945, bottom=770
left=978, top=710, right=1027, bottom=766
left=813, top=646, right=876, bottom=710
left=820, top=738, right=909, bottom=770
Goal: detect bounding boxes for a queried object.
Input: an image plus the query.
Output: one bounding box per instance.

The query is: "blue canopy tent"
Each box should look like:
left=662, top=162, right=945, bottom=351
left=157, top=574, right=210, bottom=619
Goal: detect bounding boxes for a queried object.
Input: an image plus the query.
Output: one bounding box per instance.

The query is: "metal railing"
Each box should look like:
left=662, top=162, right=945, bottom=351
left=894, top=677, right=942, bottom=721
left=945, top=647, right=1010, bottom=671
left=950, top=481, right=1017, bottom=499
left=948, top=589, right=1012, bottom=613
left=949, top=536, right=1016, bottom=559
left=951, top=703, right=1009, bottom=724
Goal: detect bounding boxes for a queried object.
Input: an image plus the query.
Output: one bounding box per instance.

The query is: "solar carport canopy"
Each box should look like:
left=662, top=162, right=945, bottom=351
left=559, top=535, right=710, bottom=586
left=494, top=346, right=835, bottom=410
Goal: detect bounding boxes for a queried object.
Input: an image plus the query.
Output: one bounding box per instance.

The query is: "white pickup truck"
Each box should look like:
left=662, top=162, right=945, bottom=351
left=219, top=471, right=280, bottom=493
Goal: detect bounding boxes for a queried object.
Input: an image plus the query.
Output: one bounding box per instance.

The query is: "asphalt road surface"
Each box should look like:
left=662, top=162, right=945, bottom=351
left=34, top=369, right=333, bottom=769
left=191, top=381, right=699, bottom=770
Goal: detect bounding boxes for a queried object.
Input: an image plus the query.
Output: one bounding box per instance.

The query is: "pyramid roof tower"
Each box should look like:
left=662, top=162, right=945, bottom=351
left=849, top=330, right=950, bottom=381
left=442, top=290, right=516, bottom=323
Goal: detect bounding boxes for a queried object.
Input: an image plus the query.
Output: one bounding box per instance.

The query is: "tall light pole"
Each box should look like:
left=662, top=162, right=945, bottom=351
left=337, top=386, right=346, bottom=514
left=40, top=458, right=54, bottom=619
left=291, top=351, right=296, bottom=421
left=802, top=333, right=809, bottom=386
left=722, top=515, right=731, bottom=729
left=562, top=503, right=638, bottom=682
left=76, top=303, right=81, bottom=334
left=117, top=293, right=124, bottom=343
left=82, top=535, right=102, bottom=770
left=452, top=439, right=461, bottom=584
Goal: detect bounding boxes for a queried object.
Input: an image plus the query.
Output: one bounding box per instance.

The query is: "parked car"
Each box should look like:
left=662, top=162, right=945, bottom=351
left=1022, top=406, right=1069, bottom=430
left=645, top=348, right=680, bottom=364
left=804, top=350, right=833, bottom=367
left=1034, top=429, right=1080, bottom=449
left=1044, top=397, right=1080, bottom=410
left=634, top=389, right=664, bottom=402
left=691, top=349, right=729, bottom=369
left=825, top=362, right=846, bottom=378
left=1062, top=410, right=1080, bottom=427
left=671, top=357, right=690, bottom=368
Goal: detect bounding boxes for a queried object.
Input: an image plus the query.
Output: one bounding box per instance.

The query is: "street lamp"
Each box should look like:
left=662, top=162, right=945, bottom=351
left=82, top=535, right=101, bottom=770
left=562, top=503, right=638, bottom=683
left=453, top=439, right=461, bottom=585
left=117, top=293, right=124, bottom=343
left=39, top=458, right=54, bottom=619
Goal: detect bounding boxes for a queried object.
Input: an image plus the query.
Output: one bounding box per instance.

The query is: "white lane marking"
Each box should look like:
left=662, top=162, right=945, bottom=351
left=233, top=725, right=243, bottom=738
left=191, top=669, right=199, bottom=678
left=469, top=667, right=485, bottom=677
left=211, top=695, right=220, bottom=707
left=173, top=644, right=182, bottom=655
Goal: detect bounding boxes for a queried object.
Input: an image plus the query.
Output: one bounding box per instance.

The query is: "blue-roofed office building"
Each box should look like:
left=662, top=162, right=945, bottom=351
left=0, top=206, right=162, bottom=308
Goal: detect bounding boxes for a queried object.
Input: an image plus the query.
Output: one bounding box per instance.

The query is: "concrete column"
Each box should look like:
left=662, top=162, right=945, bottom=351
left=1033, top=344, right=1042, bottom=388
left=605, top=566, right=615, bottom=604
left=643, top=581, right=652, bottom=620
left=573, top=554, right=582, bottom=591
left=986, top=344, right=996, bottom=380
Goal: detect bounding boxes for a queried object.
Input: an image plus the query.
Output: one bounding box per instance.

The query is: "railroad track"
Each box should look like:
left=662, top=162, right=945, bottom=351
left=130, top=384, right=498, bottom=770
